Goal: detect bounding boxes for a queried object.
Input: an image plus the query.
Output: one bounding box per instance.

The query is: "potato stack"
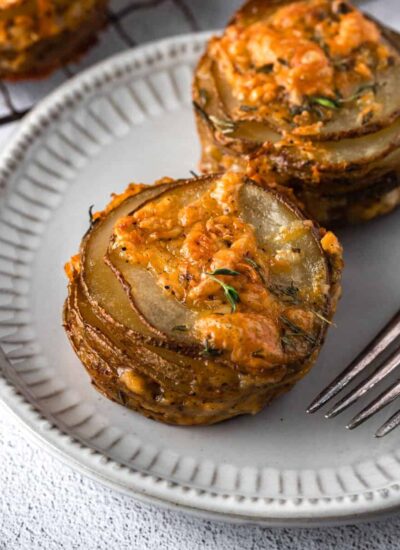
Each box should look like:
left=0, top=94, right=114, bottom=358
left=0, top=0, right=108, bottom=79
left=193, top=0, right=400, bottom=224
left=64, top=175, right=342, bottom=425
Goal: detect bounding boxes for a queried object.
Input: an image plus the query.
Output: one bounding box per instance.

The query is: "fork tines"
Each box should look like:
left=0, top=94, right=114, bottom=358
left=307, top=309, right=400, bottom=437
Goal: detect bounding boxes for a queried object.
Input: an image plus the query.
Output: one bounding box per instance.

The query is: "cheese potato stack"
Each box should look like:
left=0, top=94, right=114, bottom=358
left=193, top=0, right=400, bottom=224
left=63, top=174, right=342, bottom=426
left=0, top=0, right=108, bottom=79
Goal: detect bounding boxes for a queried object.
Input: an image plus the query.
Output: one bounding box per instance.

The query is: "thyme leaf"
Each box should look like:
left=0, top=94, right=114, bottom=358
left=208, top=268, right=240, bottom=277
left=206, top=273, right=240, bottom=312
left=310, top=96, right=340, bottom=110
left=280, top=335, right=294, bottom=350
left=313, top=311, right=335, bottom=326
left=310, top=84, right=378, bottom=113
left=338, top=83, right=378, bottom=104
left=268, top=282, right=300, bottom=304
left=279, top=315, right=317, bottom=346
left=192, top=101, right=210, bottom=123
left=244, top=257, right=265, bottom=283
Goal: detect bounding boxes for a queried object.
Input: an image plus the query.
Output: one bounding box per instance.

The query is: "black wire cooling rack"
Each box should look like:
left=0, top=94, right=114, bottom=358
left=0, top=0, right=201, bottom=128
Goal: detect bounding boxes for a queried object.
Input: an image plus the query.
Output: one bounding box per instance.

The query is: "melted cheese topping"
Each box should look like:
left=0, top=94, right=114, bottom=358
left=64, top=253, right=80, bottom=282
left=111, top=174, right=328, bottom=372
left=209, top=0, right=391, bottom=128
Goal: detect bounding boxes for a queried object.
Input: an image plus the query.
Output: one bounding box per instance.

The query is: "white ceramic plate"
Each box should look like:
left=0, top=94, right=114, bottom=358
left=1, top=33, right=400, bottom=527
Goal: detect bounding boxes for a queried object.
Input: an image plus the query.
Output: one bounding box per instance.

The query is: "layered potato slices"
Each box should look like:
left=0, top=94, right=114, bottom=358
left=64, top=174, right=342, bottom=425
left=0, top=0, right=108, bottom=78
left=193, top=0, right=400, bottom=224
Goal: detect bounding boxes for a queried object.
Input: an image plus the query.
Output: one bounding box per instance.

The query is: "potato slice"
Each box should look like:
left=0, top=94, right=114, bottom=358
left=80, top=184, right=169, bottom=342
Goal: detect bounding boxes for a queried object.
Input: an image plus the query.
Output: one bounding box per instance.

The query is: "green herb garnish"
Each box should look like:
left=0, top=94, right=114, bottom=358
left=310, top=84, right=378, bottom=113
left=280, top=335, right=294, bottom=351
left=338, top=83, right=378, bottom=104
left=279, top=315, right=317, bottom=346
left=193, top=101, right=210, bottom=123
left=208, top=268, right=241, bottom=277
left=268, top=282, right=300, bottom=304
left=244, top=257, right=265, bottom=283
left=310, top=96, right=340, bottom=110
left=172, top=325, right=189, bottom=332
left=313, top=311, right=335, bottom=326
left=206, top=270, right=240, bottom=312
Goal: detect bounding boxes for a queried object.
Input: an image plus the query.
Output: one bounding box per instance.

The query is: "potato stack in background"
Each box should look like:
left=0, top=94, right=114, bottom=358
left=0, top=0, right=108, bottom=79
left=193, top=0, right=400, bottom=224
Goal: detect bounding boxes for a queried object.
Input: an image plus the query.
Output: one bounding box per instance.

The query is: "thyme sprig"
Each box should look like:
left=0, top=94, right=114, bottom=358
left=208, top=268, right=241, bottom=276
left=244, top=257, right=266, bottom=283
left=310, top=84, right=378, bottom=112
left=313, top=311, right=335, bottom=326
left=192, top=101, right=210, bottom=123
left=310, top=97, right=340, bottom=110
left=206, top=269, right=240, bottom=312
left=268, top=282, right=300, bottom=304
left=279, top=315, right=317, bottom=347
left=193, top=101, right=236, bottom=135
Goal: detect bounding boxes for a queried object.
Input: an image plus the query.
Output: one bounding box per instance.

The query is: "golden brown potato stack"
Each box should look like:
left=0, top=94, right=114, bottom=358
left=193, top=0, right=400, bottom=224
left=0, top=0, right=108, bottom=79
left=64, top=174, right=342, bottom=425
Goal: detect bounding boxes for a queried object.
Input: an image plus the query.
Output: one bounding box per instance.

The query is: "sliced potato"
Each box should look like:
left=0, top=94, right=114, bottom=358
left=193, top=0, right=400, bottom=224
left=80, top=184, right=169, bottom=342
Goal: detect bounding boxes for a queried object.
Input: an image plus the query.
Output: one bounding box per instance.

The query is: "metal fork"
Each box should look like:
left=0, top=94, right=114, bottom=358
left=307, top=310, right=400, bottom=437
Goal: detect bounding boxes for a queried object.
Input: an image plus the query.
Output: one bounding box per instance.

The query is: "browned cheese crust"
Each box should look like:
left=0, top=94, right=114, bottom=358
left=193, top=0, right=400, bottom=224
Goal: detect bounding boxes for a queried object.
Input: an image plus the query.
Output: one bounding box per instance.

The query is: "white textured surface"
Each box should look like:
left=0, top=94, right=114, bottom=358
left=2, top=0, right=400, bottom=547
left=2, top=410, right=400, bottom=550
